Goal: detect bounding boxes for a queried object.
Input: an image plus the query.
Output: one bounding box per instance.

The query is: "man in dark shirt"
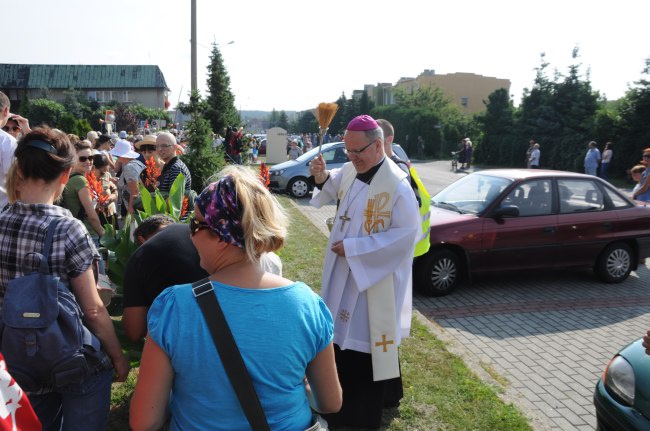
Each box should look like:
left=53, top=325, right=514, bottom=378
left=122, top=224, right=207, bottom=341
left=156, top=131, right=191, bottom=194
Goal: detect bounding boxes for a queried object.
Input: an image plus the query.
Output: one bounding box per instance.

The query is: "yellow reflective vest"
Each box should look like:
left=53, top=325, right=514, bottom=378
left=410, top=167, right=431, bottom=257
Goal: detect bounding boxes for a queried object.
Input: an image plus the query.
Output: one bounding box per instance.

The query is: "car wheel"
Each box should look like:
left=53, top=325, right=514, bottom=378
left=288, top=177, right=310, bottom=198
left=596, top=242, right=633, bottom=283
left=415, top=249, right=461, bottom=296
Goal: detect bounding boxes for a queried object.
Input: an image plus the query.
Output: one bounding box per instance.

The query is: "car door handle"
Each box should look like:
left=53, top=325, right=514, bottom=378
left=543, top=227, right=556, bottom=234
left=601, top=222, right=613, bottom=229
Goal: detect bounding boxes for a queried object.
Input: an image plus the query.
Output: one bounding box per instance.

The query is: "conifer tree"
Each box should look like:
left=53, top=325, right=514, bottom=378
left=204, top=42, right=240, bottom=134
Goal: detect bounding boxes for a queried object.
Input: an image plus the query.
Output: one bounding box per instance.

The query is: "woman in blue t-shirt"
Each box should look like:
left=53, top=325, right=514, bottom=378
left=130, top=166, right=342, bottom=431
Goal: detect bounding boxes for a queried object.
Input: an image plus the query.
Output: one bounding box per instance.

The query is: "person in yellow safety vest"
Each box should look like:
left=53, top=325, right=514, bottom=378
left=376, top=119, right=430, bottom=258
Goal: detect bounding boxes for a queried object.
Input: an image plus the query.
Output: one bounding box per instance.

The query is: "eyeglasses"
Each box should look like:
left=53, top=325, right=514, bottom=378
left=190, top=216, right=211, bottom=236
left=140, top=145, right=157, bottom=152
left=78, top=156, right=94, bottom=163
left=643, top=155, right=650, bottom=159
left=344, top=139, right=377, bottom=155
left=156, top=144, right=175, bottom=149
left=2, top=126, right=19, bottom=132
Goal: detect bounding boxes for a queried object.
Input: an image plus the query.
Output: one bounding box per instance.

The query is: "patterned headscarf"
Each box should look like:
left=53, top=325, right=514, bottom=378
left=194, top=175, right=245, bottom=249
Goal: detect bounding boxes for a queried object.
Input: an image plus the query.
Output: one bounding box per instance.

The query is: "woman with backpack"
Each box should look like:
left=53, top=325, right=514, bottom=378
left=0, top=127, right=130, bottom=430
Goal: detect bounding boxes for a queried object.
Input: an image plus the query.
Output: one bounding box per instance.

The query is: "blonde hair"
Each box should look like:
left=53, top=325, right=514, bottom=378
left=218, top=165, right=288, bottom=263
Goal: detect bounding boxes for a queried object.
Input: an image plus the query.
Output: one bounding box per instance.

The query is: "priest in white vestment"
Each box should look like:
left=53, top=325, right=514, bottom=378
left=309, top=115, right=419, bottom=429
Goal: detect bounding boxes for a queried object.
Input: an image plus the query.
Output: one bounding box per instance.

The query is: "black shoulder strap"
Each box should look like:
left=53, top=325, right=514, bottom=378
left=39, top=218, right=61, bottom=274
left=192, top=278, right=270, bottom=431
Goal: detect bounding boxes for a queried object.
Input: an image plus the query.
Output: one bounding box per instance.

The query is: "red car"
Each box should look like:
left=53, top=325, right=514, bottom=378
left=414, top=169, right=650, bottom=296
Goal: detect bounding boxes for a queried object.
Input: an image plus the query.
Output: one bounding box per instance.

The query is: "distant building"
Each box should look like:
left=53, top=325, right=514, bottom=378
left=361, top=69, right=511, bottom=114
left=0, top=64, right=170, bottom=111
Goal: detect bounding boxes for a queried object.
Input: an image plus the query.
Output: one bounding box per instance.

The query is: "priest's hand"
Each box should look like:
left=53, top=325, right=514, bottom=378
left=310, top=154, right=329, bottom=185
left=331, top=240, right=345, bottom=256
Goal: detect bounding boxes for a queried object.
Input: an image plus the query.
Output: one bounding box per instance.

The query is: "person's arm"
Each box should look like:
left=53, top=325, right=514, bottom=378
left=78, top=186, right=105, bottom=237
left=634, top=173, right=650, bottom=198
left=69, top=268, right=130, bottom=381
left=127, top=179, right=140, bottom=214
left=122, top=306, right=149, bottom=342
left=305, top=343, right=342, bottom=414
left=130, top=336, right=173, bottom=431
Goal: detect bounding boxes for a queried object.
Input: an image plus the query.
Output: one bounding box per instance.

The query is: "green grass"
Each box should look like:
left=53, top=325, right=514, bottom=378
left=108, top=194, right=532, bottom=430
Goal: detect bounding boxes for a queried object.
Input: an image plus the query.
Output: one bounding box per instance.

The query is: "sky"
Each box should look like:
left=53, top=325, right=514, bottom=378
left=5, top=0, right=649, bottom=113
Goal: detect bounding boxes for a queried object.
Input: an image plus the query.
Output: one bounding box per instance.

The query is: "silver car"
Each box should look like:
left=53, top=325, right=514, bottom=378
left=269, top=142, right=409, bottom=198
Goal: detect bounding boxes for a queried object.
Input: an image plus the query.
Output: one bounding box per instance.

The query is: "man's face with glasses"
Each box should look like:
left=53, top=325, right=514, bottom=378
left=343, top=131, right=381, bottom=174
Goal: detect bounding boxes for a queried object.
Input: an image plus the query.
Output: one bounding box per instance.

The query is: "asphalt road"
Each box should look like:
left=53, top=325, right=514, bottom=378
left=290, top=159, right=649, bottom=430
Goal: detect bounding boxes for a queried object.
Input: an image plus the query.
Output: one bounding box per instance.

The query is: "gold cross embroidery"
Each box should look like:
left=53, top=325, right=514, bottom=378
left=338, top=309, right=350, bottom=322
left=364, top=192, right=391, bottom=234
left=375, top=334, right=394, bottom=352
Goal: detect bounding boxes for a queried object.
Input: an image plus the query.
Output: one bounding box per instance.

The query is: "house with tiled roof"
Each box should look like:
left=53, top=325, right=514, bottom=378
left=0, top=64, right=170, bottom=111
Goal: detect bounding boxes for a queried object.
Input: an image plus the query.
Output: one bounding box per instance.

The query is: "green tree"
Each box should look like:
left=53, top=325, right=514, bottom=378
left=24, top=99, right=66, bottom=128
left=204, top=42, right=239, bottom=133
left=277, top=111, right=289, bottom=130
left=180, top=91, right=226, bottom=191
left=475, top=88, right=517, bottom=166
left=615, top=58, right=650, bottom=172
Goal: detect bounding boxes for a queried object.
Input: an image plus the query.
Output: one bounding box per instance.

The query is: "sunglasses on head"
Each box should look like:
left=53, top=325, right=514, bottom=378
left=78, top=156, right=94, bottom=163
left=190, top=216, right=211, bottom=236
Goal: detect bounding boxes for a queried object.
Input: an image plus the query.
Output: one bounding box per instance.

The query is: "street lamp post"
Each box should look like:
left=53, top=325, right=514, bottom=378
left=191, top=0, right=197, bottom=93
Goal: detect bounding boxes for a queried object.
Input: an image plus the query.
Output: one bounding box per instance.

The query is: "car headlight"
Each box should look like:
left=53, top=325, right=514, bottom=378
left=270, top=169, right=286, bottom=176
left=603, top=355, right=635, bottom=405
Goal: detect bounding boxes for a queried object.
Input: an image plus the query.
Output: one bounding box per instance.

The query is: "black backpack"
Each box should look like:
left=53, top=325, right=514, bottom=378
left=0, top=218, right=107, bottom=392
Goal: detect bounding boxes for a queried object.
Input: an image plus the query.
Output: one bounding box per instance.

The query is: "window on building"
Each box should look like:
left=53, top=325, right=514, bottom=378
left=461, top=97, right=468, bottom=108
left=87, top=91, right=97, bottom=101
left=123, top=91, right=130, bottom=102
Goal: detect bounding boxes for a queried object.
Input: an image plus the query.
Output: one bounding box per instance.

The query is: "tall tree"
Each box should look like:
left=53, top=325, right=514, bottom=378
left=475, top=89, right=517, bottom=166
left=204, top=42, right=240, bottom=134
left=179, top=90, right=225, bottom=192
left=277, top=111, right=289, bottom=130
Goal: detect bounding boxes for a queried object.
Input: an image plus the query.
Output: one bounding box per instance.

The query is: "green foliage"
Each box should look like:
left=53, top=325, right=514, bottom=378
left=277, top=111, right=289, bottom=130
left=180, top=91, right=226, bottom=191
left=372, top=87, right=468, bottom=158
left=204, top=42, right=240, bottom=133
left=55, top=113, right=92, bottom=137
left=101, top=174, right=192, bottom=293
left=24, top=98, right=66, bottom=128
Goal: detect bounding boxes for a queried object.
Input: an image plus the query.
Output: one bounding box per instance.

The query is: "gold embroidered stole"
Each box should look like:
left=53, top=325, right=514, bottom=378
left=339, top=160, right=405, bottom=381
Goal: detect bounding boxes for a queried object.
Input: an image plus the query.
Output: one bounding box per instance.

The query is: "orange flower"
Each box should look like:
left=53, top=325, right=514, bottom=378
left=85, top=172, right=109, bottom=208
left=144, top=156, right=161, bottom=190
left=259, top=162, right=270, bottom=190
left=181, top=196, right=189, bottom=218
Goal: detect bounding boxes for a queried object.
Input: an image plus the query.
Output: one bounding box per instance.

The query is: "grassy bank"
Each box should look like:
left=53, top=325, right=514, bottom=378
left=109, top=194, right=532, bottom=430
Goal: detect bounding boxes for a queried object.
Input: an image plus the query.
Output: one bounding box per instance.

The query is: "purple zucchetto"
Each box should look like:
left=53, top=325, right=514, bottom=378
left=346, top=115, right=379, bottom=131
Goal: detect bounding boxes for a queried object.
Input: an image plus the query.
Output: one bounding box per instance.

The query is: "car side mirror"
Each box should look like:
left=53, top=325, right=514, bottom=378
left=493, top=205, right=520, bottom=219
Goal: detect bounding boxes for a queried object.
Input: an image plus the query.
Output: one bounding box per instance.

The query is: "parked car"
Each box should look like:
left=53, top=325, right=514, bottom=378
left=268, top=142, right=409, bottom=198
left=594, top=338, right=650, bottom=430
left=414, top=169, right=650, bottom=296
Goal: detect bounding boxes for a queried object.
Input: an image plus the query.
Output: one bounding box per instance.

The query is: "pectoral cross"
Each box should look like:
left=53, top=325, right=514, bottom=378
left=339, top=211, right=351, bottom=231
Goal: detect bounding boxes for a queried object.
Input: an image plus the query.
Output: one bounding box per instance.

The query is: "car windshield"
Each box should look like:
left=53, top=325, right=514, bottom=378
left=432, top=173, right=513, bottom=214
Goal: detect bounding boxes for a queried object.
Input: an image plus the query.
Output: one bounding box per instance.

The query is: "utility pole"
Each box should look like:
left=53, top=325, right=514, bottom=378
left=191, top=0, right=197, bottom=93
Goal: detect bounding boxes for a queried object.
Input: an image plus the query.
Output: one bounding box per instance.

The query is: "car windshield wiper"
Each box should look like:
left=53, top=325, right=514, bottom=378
left=433, top=201, right=464, bottom=214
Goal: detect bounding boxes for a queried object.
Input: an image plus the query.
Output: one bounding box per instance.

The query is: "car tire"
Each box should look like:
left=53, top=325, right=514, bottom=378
left=415, top=249, right=461, bottom=296
left=595, top=242, right=633, bottom=283
left=288, top=177, right=311, bottom=198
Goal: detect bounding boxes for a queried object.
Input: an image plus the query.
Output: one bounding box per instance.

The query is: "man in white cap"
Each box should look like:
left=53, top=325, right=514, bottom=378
left=309, top=114, right=419, bottom=428
left=111, top=139, right=144, bottom=216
